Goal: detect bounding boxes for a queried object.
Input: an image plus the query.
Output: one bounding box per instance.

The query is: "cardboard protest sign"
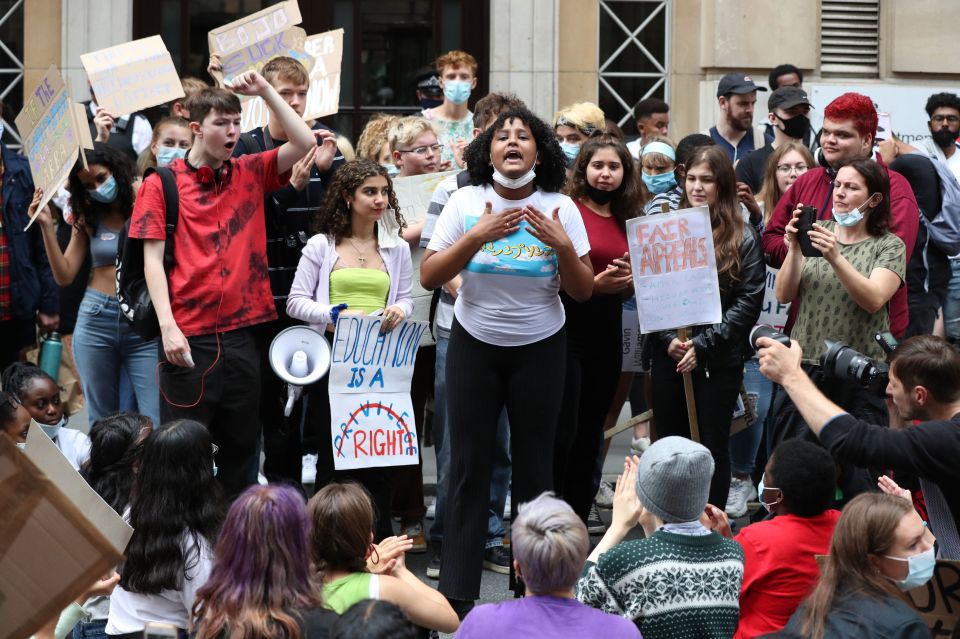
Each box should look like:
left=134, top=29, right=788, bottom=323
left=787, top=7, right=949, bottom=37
left=239, top=28, right=344, bottom=131
left=626, top=206, right=722, bottom=333
left=0, top=424, right=132, bottom=639
left=328, top=316, right=428, bottom=470
left=757, top=265, right=790, bottom=332
left=15, top=66, right=90, bottom=229
left=219, top=26, right=310, bottom=85
left=208, top=0, right=302, bottom=57
left=621, top=298, right=644, bottom=372
left=81, top=36, right=184, bottom=116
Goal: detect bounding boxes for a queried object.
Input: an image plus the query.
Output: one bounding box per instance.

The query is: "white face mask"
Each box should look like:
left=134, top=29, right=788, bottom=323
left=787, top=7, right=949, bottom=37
left=758, top=473, right=782, bottom=512
left=492, top=166, right=537, bottom=190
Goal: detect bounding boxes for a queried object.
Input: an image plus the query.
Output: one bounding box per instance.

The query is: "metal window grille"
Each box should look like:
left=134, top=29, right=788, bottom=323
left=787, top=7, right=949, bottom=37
left=597, top=0, right=670, bottom=129
left=820, top=0, right=880, bottom=77
left=0, top=0, right=23, bottom=148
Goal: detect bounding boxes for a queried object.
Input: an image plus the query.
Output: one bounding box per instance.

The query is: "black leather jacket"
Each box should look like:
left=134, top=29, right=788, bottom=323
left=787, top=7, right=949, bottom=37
left=647, top=225, right=765, bottom=371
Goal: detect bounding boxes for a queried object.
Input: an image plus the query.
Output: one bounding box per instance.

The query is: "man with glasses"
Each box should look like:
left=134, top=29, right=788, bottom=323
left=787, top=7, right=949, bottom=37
left=917, top=92, right=960, bottom=182
left=736, top=87, right=814, bottom=194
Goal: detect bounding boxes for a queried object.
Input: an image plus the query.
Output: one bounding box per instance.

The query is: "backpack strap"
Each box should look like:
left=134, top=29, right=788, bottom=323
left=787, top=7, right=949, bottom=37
left=240, top=132, right=264, bottom=155
left=143, top=166, right=179, bottom=270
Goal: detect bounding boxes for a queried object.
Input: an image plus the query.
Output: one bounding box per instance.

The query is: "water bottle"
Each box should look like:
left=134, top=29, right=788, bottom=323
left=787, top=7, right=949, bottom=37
left=39, top=332, right=62, bottom=382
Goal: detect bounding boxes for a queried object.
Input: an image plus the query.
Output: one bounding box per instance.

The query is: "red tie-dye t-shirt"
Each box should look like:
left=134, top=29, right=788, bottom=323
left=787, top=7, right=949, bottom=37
left=130, top=148, right=290, bottom=337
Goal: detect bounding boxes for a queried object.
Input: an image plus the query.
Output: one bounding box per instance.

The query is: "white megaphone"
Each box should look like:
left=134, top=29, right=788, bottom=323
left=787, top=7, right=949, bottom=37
left=269, top=326, right=332, bottom=416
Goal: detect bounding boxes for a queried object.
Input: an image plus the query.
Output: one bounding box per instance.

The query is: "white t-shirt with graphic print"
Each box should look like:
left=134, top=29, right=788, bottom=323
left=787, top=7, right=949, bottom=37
left=426, top=183, right=590, bottom=346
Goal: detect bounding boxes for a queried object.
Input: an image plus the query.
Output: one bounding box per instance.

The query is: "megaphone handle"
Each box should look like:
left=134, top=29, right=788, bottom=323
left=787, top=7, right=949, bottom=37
left=284, top=384, right=302, bottom=417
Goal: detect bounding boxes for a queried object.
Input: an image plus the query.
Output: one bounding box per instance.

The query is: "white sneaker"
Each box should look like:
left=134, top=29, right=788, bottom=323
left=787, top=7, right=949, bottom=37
left=725, top=477, right=757, bottom=518
left=595, top=481, right=615, bottom=510
left=426, top=498, right=436, bottom=520
left=503, top=493, right=512, bottom=520
left=301, top=453, right=318, bottom=485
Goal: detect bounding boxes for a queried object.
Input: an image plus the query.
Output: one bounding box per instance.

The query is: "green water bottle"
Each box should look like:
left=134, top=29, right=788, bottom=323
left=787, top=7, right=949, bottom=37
left=39, top=332, right=62, bottom=383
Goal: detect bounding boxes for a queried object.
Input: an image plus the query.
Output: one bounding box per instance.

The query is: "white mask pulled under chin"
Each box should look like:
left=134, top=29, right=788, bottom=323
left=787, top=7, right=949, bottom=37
left=492, top=166, right=537, bottom=190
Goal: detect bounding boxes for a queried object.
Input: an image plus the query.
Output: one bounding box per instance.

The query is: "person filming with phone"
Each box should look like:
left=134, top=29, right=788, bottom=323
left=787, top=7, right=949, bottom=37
left=757, top=333, right=960, bottom=559
left=771, top=159, right=905, bottom=496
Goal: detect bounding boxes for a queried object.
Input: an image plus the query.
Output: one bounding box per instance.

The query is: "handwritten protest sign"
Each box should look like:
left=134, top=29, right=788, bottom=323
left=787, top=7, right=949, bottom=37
left=219, top=26, right=310, bottom=85
left=621, top=298, right=644, bottom=372
left=81, top=36, right=184, bottom=116
left=239, top=28, right=344, bottom=130
left=626, top=206, right=721, bottom=333
left=328, top=316, right=428, bottom=470
left=757, top=265, right=790, bottom=332
left=15, top=66, right=90, bottom=229
left=208, top=0, right=302, bottom=57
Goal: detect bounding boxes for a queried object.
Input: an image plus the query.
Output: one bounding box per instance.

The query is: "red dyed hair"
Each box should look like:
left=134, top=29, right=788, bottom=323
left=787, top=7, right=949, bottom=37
left=824, top=93, right=878, bottom=141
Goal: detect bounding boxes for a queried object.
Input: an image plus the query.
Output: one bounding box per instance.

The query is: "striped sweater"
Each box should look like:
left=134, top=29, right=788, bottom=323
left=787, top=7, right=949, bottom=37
left=576, top=530, right=744, bottom=639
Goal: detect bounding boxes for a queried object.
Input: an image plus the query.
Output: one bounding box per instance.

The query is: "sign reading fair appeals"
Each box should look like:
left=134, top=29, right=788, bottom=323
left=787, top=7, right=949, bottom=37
left=626, top=206, right=722, bottom=333
left=15, top=66, right=91, bottom=229
left=81, top=36, right=184, bottom=116
left=328, top=315, right=428, bottom=470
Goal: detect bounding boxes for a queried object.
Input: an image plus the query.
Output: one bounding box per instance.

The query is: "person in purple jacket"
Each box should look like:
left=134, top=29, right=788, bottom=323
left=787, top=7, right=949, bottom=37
left=457, top=492, right=642, bottom=638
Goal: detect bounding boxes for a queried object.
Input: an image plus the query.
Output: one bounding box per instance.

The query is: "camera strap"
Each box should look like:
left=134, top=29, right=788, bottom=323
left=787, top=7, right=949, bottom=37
left=818, top=184, right=834, bottom=220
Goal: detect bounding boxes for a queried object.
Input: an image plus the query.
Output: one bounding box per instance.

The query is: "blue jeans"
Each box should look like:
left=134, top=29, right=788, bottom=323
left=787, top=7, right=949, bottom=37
left=430, top=334, right=510, bottom=548
left=72, top=619, right=107, bottom=639
left=72, top=289, right=159, bottom=426
left=944, top=258, right=960, bottom=342
left=730, top=359, right=771, bottom=476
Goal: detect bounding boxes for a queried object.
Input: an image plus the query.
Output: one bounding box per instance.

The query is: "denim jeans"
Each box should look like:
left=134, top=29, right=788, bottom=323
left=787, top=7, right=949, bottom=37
left=944, top=258, right=960, bottom=342
left=72, top=289, right=159, bottom=426
left=430, top=335, right=510, bottom=548
left=72, top=619, right=107, bottom=639
left=730, top=358, right=772, bottom=476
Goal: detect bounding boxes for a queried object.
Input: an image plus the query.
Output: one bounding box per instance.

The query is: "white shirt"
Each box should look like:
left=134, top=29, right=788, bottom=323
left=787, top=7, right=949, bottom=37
left=56, top=427, right=91, bottom=471
left=87, top=101, right=152, bottom=154
left=627, top=137, right=642, bottom=161
left=426, top=184, right=590, bottom=346
left=106, top=534, right=213, bottom=633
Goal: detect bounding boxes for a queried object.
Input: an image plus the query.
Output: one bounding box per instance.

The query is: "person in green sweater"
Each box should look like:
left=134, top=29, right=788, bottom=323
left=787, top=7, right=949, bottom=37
left=576, top=436, right=744, bottom=639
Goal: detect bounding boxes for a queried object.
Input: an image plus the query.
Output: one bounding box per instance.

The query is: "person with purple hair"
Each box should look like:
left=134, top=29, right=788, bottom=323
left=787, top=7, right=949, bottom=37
left=192, top=484, right=337, bottom=638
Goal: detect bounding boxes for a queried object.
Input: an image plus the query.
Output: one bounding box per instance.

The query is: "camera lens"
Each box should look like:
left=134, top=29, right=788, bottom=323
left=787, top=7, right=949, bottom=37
left=749, top=325, right=790, bottom=352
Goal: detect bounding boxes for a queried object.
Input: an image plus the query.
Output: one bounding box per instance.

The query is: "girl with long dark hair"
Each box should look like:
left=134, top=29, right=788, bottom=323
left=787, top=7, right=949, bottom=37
left=554, top=133, right=640, bottom=523
left=81, top=412, right=154, bottom=514
left=31, top=142, right=159, bottom=426
left=421, top=107, right=594, bottom=606
left=647, top=144, right=765, bottom=509
left=106, top=419, right=223, bottom=636
left=192, top=484, right=336, bottom=639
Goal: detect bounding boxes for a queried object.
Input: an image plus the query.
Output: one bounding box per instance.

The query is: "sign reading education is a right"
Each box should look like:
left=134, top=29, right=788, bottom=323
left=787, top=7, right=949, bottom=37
left=626, top=206, right=722, bottom=333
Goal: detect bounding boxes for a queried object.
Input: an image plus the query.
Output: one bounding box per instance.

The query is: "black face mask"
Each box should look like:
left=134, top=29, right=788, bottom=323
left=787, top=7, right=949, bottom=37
left=586, top=182, right=625, bottom=205
left=420, top=97, right=443, bottom=110
left=931, top=128, right=958, bottom=150
left=774, top=113, right=810, bottom=140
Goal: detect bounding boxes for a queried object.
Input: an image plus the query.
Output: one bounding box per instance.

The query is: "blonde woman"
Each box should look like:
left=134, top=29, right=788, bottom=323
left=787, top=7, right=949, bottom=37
left=554, top=102, right=605, bottom=169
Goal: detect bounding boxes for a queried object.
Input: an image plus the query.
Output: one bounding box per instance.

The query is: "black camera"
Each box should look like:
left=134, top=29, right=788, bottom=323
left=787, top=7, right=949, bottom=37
left=821, top=336, right=894, bottom=390
left=749, top=325, right=791, bottom=352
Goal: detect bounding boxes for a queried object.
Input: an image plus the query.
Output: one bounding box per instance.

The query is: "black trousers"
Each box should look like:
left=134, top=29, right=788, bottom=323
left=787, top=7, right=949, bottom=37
left=439, top=319, right=566, bottom=602
left=650, top=352, right=743, bottom=508
left=159, top=327, right=261, bottom=499
left=304, top=331, right=395, bottom=542
left=554, top=293, right=622, bottom=521
left=0, top=318, right=35, bottom=371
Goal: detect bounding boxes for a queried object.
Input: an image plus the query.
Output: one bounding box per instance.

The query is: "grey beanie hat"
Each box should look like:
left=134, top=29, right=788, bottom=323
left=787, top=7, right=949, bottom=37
left=636, top=436, right=715, bottom=523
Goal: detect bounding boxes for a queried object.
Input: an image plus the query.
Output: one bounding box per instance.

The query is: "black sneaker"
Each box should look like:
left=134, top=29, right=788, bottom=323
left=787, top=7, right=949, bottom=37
left=587, top=502, right=608, bottom=534
left=426, top=546, right=441, bottom=579
left=483, top=545, right=511, bottom=574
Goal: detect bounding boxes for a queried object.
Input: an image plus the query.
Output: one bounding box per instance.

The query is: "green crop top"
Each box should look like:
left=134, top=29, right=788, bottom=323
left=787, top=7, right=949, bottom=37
left=329, top=268, right=390, bottom=315
left=323, top=572, right=379, bottom=614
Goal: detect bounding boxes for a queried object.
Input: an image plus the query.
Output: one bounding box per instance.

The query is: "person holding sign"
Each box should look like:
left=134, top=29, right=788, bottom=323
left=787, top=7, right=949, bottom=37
left=785, top=492, right=932, bottom=638
left=130, top=72, right=318, bottom=497
left=31, top=143, right=160, bottom=427
left=287, top=159, right=413, bottom=541
left=771, top=159, right=905, bottom=497
left=554, top=132, right=640, bottom=524
left=421, top=106, right=594, bottom=608
left=647, top=145, right=764, bottom=510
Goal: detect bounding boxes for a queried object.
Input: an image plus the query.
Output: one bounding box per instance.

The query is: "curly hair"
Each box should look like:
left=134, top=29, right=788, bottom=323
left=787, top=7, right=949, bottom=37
left=824, top=93, right=878, bottom=142
left=68, top=142, right=136, bottom=231
left=356, top=114, right=399, bottom=162
left=313, top=159, right=404, bottom=241
left=463, top=107, right=567, bottom=193
left=925, top=92, right=960, bottom=118
left=565, top=132, right=642, bottom=230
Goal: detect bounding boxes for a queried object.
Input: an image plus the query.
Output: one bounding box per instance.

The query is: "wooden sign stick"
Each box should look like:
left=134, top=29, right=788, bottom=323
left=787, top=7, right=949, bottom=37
left=676, top=326, right=701, bottom=442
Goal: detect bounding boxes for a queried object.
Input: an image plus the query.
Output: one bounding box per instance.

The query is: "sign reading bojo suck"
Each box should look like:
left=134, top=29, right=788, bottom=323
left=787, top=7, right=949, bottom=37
left=328, top=316, right=428, bottom=470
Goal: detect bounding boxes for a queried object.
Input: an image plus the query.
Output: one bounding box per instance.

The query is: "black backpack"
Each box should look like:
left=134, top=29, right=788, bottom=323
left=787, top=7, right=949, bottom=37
left=116, top=166, right=179, bottom=340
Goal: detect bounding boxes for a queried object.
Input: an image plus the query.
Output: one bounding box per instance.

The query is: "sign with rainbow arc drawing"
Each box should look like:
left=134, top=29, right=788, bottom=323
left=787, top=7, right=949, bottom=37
left=328, top=315, right=428, bottom=470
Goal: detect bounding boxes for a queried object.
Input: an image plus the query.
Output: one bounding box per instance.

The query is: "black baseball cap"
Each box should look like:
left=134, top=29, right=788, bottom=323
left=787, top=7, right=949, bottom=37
left=768, top=86, right=812, bottom=111
left=717, top=73, right=767, bottom=97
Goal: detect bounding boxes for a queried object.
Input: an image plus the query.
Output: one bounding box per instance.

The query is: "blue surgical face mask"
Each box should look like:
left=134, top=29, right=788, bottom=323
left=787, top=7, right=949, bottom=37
left=642, top=171, right=677, bottom=194
left=443, top=80, right=472, bottom=105
left=757, top=474, right=781, bottom=513
left=40, top=416, right=65, bottom=441
left=832, top=193, right=877, bottom=227
left=560, top=142, right=581, bottom=167
left=155, top=145, right=188, bottom=167
left=884, top=546, right=936, bottom=591
left=88, top=174, right=118, bottom=204
left=382, top=163, right=400, bottom=178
